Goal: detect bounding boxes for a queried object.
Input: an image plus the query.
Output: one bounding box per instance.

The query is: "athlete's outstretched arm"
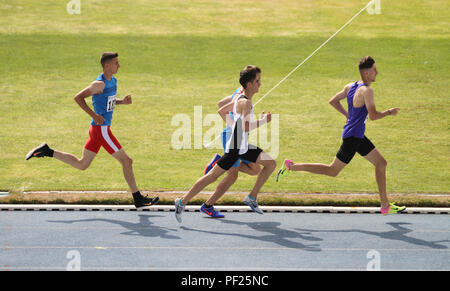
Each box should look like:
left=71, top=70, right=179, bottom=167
left=363, top=87, right=399, bottom=121
left=74, top=81, right=105, bottom=125
left=329, top=85, right=350, bottom=118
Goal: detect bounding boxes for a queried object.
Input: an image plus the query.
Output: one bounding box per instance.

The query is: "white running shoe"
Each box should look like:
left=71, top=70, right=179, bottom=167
left=243, top=195, right=263, bottom=214
left=174, top=198, right=185, bottom=223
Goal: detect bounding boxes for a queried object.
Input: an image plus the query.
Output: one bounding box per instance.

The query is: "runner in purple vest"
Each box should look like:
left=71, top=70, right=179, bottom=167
left=277, top=56, right=406, bottom=215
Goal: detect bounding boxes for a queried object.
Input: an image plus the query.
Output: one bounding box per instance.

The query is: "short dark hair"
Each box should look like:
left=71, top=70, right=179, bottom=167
left=101, top=52, right=118, bottom=67
left=359, top=56, right=375, bottom=71
left=239, top=65, right=261, bottom=89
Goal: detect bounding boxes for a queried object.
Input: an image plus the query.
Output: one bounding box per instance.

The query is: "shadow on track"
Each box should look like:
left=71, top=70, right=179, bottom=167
left=48, top=214, right=181, bottom=240
left=181, top=218, right=323, bottom=252
left=295, top=222, right=449, bottom=249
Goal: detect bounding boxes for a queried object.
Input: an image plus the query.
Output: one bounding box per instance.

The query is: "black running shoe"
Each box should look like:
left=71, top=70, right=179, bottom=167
left=25, top=142, right=53, bottom=160
left=133, top=192, right=159, bottom=208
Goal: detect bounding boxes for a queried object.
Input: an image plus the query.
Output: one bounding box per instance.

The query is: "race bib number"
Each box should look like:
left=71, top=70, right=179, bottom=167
left=107, top=95, right=116, bottom=112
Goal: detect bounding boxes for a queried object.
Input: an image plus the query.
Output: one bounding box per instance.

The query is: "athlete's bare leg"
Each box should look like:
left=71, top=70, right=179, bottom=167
left=53, top=148, right=97, bottom=171
left=112, top=148, right=138, bottom=193
left=204, top=167, right=239, bottom=205
left=248, top=151, right=276, bottom=199
left=289, top=157, right=347, bottom=177
left=363, top=148, right=389, bottom=208
left=238, top=162, right=261, bottom=176
left=182, top=164, right=226, bottom=205
left=205, top=161, right=260, bottom=205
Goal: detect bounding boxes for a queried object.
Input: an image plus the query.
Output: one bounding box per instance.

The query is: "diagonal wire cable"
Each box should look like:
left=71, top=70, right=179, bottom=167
left=206, top=0, right=374, bottom=148
left=254, top=0, right=374, bottom=106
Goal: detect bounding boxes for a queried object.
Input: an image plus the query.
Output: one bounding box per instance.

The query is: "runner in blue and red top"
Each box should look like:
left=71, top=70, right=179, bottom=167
left=277, top=56, right=406, bottom=215
left=84, top=72, right=122, bottom=155
left=26, top=52, right=159, bottom=208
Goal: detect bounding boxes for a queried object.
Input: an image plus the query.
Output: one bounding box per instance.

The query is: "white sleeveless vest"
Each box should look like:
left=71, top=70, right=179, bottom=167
left=224, top=95, right=253, bottom=155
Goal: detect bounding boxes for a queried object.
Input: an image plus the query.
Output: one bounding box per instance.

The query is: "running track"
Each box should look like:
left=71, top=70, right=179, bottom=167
left=0, top=206, right=449, bottom=271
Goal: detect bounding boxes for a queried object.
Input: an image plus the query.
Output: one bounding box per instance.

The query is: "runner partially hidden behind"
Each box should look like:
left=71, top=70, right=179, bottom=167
left=26, top=52, right=159, bottom=209
left=277, top=56, right=406, bottom=215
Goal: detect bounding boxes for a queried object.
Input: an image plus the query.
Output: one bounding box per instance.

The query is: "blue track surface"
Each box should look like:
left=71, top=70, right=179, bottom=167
left=0, top=211, right=449, bottom=270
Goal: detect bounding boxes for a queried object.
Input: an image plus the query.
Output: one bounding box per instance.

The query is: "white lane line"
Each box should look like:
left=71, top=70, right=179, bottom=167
left=1, top=204, right=449, bottom=214
left=1, top=246, right=448, bottom=252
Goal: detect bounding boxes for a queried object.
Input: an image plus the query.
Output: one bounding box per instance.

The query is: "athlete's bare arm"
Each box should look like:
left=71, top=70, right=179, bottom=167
left=329, top=83, right=352, bottom=118
left=218, top=101, right=235, bottom=128
left=74, top=81, right=105, bottom=125
left=218, top=95, right=233, bottom=108
left=237, top=99, right=271, bottom=132
left=362, top=87, right=399, bottom=120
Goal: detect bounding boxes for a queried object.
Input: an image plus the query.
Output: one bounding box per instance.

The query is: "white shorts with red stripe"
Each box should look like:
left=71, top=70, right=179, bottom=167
left=84, top=125, right=122, bottom=155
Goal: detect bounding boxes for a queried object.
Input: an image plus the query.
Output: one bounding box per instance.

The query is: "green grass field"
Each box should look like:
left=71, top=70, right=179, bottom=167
left=1, top=0, right=449, bottom=195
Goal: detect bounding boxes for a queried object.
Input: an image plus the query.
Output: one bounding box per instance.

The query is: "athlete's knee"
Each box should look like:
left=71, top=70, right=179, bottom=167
left=376, top=157, right=387, bottom=169
left=78, top=159, right=93, bottom=171
left=248, top=165, right=261, bottom=176
left=126, top=156, right=133, bottom=166
left=328, top=166, right=341, bottom=177
left=257, top=152, right=276, bottom=172
left=206, top=172, right=219, bottom=184
left=226, top=170, right=239, bottom=181
left=206, top=168, right=224, bottom=183
left=119, top=155, right=133, bottom=167
left=79, top=163, right=90, bottom=171
left=264, top=159, right=276, bottom=172
left=329, top=171, right=339, bottom=177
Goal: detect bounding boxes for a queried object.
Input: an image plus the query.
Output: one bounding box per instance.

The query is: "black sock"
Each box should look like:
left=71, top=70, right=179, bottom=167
left=46, top=148, right=54, bottom=157
left=132, top=191, right=141, bottom=197
left=204, top=204, right=212, bottom=208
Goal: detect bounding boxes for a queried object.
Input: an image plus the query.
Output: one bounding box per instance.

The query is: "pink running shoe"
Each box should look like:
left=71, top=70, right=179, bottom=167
left=276, top=159, right=293, bottom=182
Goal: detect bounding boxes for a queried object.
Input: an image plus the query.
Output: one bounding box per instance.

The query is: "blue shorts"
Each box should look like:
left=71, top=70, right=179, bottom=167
left=221, top=129, right=251, bottom=168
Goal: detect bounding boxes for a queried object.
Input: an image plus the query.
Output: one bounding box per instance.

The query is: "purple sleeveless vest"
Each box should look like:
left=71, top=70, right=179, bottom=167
left=342, top=81, right=368, bottom=139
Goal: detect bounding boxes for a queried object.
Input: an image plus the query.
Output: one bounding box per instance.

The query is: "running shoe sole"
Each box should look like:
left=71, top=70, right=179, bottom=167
left=384, top=206, right=407, bottom=216
left=200, top=204, right=225, bottom=218
left=134, top=196, right=159, bottom=209
left=275, top=168, right=285, bottom=182
left=243, top=197, right=263, bottom=214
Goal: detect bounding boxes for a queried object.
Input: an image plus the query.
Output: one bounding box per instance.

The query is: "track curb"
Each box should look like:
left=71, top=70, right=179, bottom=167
left=1, top=204, right=449, bottom=214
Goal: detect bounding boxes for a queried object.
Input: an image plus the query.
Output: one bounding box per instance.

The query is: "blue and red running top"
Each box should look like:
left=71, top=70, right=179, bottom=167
left=91, top=73, right=117, bottom=126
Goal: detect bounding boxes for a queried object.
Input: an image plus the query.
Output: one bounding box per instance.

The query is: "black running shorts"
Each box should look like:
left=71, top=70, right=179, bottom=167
left=336, top=136, right=375, bottom=164
left=217, top=144, right=263, bottom=171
